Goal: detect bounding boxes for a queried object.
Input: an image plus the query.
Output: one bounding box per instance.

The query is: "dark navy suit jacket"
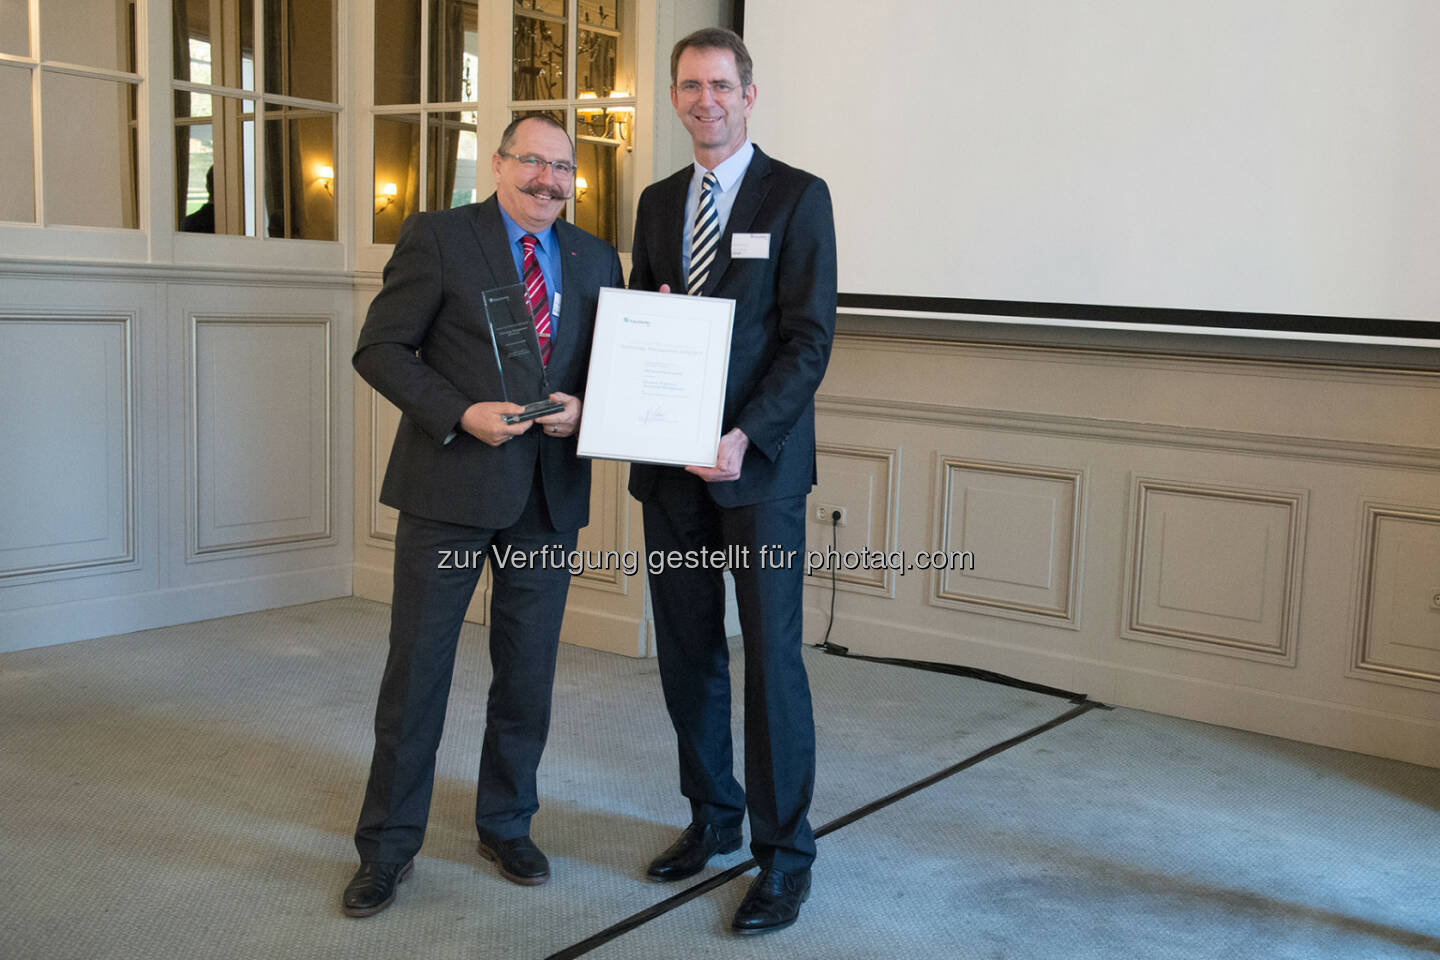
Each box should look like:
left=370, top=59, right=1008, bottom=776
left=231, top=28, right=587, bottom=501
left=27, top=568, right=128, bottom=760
left=355, top=194, right=623, bottom=531
left=627, top=146, right=838, bottom=508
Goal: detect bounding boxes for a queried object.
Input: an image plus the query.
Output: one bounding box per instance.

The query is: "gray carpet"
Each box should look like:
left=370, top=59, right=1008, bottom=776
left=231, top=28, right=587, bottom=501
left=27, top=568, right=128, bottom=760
left=1, top=598, right=1436, bottom=959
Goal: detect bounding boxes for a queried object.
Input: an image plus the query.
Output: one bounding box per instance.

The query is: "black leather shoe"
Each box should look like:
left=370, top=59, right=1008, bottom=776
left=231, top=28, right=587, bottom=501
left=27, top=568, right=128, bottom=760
left=731, top=867, right=811, bottom=934
left=341, top=859, right=414, bottom=917
left=477, top=832, right=550, bottom=886
left=645, top=822, right=744, bottom=881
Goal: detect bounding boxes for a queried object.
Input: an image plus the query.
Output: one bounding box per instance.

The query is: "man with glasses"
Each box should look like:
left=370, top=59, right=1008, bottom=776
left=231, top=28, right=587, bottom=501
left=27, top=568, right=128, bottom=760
left=343, top=115, right=622, bottom=917
left=628, top=27, right=838, bottom=935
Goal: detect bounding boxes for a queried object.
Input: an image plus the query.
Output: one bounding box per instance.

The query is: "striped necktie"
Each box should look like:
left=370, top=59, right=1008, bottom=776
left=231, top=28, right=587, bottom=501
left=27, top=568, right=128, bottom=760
left=521, top=234, right=552, bottom=366
left=686, top=171, right=719, bottom=295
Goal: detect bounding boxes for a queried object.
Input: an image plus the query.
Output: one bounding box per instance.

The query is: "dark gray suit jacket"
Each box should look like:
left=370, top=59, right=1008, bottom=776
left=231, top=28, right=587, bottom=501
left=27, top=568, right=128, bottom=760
left=355, top=195, right=623, bottom=531
left=627, top=146, right=838, bottom=507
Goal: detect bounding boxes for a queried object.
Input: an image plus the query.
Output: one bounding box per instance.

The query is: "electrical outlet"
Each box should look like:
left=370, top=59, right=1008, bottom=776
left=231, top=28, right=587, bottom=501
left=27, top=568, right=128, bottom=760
left=813, top=502, right=847, bottom=526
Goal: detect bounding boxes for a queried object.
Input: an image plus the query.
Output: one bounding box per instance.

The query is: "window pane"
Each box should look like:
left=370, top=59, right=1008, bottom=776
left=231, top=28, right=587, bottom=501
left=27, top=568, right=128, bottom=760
left=575, top=29, right=615, bottom=98
left=173, top=0, right=212, bottom=81
left=375, top=0, right=420, bottom=105
left=428, top=0, right=478, bottom=104
left=175, top=87, right=213, bottom=121
left=373, top=114, right=419, bottom=244
left=0, top=0, right=28, bottom=57
left=513, top=4, right=566, bottom=101
left=574, top=131, right=617, bottom=246
left=174, top=0, right=255, bottom=88
left=264, top=109, right=336, bottom=240
left=177, top=121, right=214, bottom=227
left=427, top=111, right=478, bottom=213
left=43, top=73, right=139, bottom=229
left=578, top=0, right=629, bottom=98
left=41, top=0, right=135, bottom=72
left=0, top=65, right=34, bottom=222
left=512, top=108, right=563, bottom=126
left=176, top=94, right=256, bottom=235
left=264, top=0, right=335, bottom=103
left=517, top=0, right=564, bottom=17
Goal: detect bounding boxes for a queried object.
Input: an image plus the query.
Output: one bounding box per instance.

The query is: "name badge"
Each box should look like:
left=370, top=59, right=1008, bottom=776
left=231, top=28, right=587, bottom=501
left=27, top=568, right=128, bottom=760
left=731, top=233, right=770, bottom=259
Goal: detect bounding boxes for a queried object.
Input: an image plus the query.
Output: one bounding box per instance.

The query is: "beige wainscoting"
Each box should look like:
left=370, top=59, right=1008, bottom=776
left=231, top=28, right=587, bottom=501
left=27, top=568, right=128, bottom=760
left=800, top=318, right=1440, bottom=768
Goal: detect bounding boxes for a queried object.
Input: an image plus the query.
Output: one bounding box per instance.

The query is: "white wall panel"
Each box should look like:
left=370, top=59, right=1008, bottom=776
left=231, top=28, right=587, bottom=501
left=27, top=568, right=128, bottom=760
left=191, top=316, right=332, bottom=555
left=0, top=316, right=132, bottom=577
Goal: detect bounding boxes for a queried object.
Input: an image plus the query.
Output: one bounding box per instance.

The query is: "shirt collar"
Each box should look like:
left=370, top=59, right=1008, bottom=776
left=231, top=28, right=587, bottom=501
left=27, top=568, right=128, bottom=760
left=692, top=139, right=754, bottom=195
left=497, top=201, right=557, bottom=255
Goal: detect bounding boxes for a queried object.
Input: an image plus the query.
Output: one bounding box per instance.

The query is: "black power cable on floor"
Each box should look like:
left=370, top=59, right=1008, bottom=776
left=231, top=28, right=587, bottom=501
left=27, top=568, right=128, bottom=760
left=814, top=509, right=843, bottom=654
left=544, top=700, right=1105, bottom=960
left=810, top=511, right=1097, bottom=705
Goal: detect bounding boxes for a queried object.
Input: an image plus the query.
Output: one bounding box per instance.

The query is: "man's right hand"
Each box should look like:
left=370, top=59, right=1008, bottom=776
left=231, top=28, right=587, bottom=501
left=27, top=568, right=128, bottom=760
left=460, top=402, right=534, bottom=446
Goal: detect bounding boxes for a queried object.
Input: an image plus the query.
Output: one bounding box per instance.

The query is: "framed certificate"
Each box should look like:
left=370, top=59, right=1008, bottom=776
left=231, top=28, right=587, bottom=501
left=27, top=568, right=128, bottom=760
left=577, top=287, right=735, bottom=467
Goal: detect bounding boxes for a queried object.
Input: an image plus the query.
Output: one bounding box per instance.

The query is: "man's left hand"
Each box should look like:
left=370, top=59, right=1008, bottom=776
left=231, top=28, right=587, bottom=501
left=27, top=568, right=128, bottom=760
left=536, top=391, right=581, bottom=439
left=687, top=428, right=748, bottom=483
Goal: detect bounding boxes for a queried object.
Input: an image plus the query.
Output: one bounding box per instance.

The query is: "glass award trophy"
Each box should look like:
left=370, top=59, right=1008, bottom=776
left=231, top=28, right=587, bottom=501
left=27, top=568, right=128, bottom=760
left=482, top=284, right=564, bottom=423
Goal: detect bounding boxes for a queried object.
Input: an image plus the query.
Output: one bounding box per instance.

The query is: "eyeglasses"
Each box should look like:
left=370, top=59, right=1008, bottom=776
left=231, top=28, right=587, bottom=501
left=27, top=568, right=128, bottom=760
left=500, top=151, right=576, bottom=177
left=675, top=80, right=741, bottom=97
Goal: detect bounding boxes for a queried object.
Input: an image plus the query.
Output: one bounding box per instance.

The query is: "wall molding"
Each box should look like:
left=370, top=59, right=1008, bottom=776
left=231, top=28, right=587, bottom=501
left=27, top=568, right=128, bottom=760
left=1, top=257, right=356, bottom=291
left=1122, top=477, right=1307, bottom=666
left=930, top=456, right=1085, bottom=629
left=817, top=393, right=1440, bottom=472
left=831, top=329, right=1440, bottom=387
left=1349, top=500, right=1440, bottom=692
left=0, top=312, right=137, bottom=581
left=188, top=314, right=335, bottom=560
left=0, top=564, right=351, bottom=654
left=806, top=442, right=901, bottom=598
left=570, top=459, right=635, bottom=596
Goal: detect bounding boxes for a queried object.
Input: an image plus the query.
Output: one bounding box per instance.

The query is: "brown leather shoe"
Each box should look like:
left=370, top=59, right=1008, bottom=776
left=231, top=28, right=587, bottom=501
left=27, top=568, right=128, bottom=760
left=477, top=832, right=550, bottom=886
left=646, top=822, right=744, bottom=881
left=341, top=859, right=414, bottom=917
left=731, top=867, right=811, bottom=934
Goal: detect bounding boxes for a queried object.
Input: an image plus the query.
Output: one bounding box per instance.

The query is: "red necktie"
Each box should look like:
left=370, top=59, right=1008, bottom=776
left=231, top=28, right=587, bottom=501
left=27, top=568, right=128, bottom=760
left=521, top=234, right=552, bottom=366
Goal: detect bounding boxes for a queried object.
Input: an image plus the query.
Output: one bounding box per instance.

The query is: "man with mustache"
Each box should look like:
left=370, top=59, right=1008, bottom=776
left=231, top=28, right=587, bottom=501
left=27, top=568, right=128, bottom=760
left=628, top=27, right=838, bottom=935
left=342, top=115, right=622, bottom=916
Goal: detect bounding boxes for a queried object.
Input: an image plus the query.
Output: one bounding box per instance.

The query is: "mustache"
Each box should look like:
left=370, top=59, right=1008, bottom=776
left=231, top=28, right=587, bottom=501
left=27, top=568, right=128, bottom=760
left=521, top=184, right=570, bottom=201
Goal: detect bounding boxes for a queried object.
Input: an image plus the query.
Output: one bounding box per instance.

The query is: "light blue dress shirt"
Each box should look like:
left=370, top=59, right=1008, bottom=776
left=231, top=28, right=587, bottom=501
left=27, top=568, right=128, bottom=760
left=680, top=139, right=756, bottom=277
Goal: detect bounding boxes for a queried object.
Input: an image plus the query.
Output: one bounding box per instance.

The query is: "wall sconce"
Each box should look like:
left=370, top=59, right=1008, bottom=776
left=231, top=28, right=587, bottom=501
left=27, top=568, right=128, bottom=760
left=315, top=164, right=335, bottom=195
left=606, top=94, right=634, bottom=149
left=574, top=176, right=588, bottom=201
left=376, top=182, right=398, bottom=213
left=577, top=91, right=603, bottom=121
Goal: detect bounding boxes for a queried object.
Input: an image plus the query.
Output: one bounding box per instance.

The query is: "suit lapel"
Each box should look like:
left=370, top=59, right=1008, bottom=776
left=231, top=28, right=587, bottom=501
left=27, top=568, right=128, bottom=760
left=469, top=195, right=521, bottom=289
left=660, top=168, right=691, bottom=290
left=548, top=221, right=581, bottom=379
left=701, top=147, right=771, bottom=297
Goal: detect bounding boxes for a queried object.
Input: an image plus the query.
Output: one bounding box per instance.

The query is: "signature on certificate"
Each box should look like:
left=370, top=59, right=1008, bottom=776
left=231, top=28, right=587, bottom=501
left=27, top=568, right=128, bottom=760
left=641, top=406, right=675, bottom=425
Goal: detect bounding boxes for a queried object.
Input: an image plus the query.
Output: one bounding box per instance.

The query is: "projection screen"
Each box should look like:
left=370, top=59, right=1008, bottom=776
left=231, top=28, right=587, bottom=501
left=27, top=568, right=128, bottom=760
left=742, top=0, right=1440, bottom=343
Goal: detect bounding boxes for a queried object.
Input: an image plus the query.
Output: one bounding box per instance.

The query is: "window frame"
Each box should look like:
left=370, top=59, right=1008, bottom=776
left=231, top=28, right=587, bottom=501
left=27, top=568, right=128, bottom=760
left=170, top=0, right=343, bottom=245
left=0, top=1, right=144, bottom=233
